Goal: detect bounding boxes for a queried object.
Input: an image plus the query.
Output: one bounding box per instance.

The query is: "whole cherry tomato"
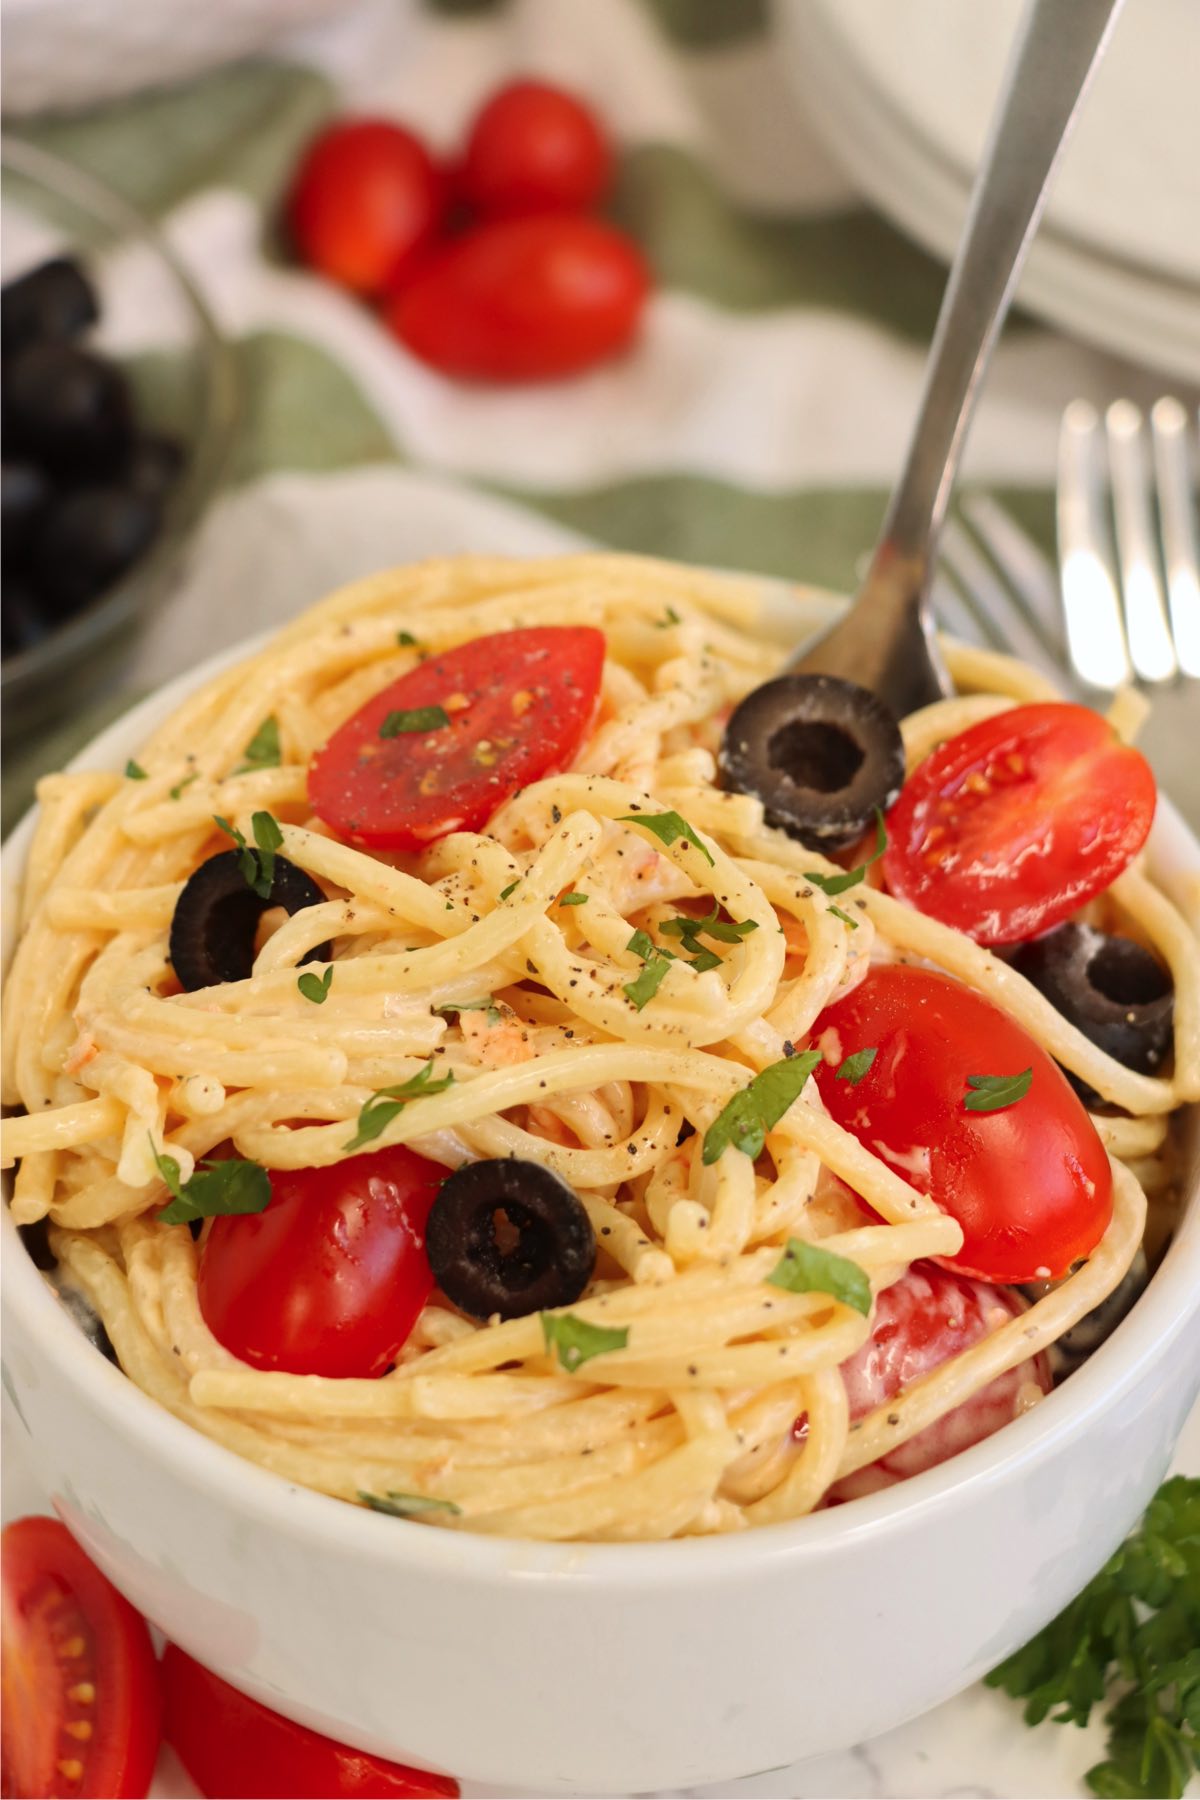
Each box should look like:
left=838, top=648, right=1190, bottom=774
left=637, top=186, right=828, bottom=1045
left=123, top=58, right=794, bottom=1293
left=810, top=964, right=1112, bottom=1283
left=287, top=119, right=446, bottom=296
left=386, top=215, right=649, bottom=381
left=460, top=80, right=613, bottom=216
left=883, top=702, right=1155, bottom=946
left=198, top=1145, right=445, bottom=1377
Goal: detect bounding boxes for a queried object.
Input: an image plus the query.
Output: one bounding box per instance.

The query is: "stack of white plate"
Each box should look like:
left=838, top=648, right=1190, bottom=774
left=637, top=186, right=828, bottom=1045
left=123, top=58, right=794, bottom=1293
left=774, top=0, right=1200, bottom=382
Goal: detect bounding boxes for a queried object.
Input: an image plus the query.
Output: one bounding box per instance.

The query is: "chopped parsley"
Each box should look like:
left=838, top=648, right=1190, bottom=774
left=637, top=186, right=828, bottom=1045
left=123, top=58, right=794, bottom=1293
left=345, top=1061, right=455, bottom=1152
left=657, top=605, right=681, bottom=627
left=433, top=997, right=501, bottom=1025
left=214, top=811, right=284, bottom=900
left=558, top=891, right=589, bottom=907
left=836, top=1047, right=877, bottom=1085
left=804, top=811, right=888, bottom=898
left=987, top=1476, right=1200, bottom=1799
left=234, top=716, right=281, bottom=774
left=661, top=903, right=758, bottom=972
left=396, top=630, right=419, bottom=647
left=702, top=1050, right=822, bottom=1165
left=297, top=966, right=333, bottom=1005
left=616, top=809, right=714, bottom=867
left=359, top=1490, right=461, bottom=1518
left=380, top=705, right=449, bottom=738
left=124, top=759, right=148, bottom=780
left=169, top=771, right=199, bottom=800
left=499, top=880, right=520, bottom=901
left=623, top=929, right=675, bottom=1012
left=964, top=1068, right=1033, bottom=1112
left=767, top=1239, right=872, bottom=1316
left=541, top=1312, right=629, bottom=1372
left=150, top=1138, right=271, bottom=1226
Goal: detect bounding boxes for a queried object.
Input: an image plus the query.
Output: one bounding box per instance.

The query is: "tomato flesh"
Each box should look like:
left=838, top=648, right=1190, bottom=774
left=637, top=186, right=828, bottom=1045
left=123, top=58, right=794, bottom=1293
left=308, top=626, right=605, bottom=850
left=460, top=80, right=613, bottom=217
left=824, top=1264, right=1052, bottom=1500
left=883, top=702, right=1156, bottom=945
left=386, top=216, right=649, bottom=381
left=162, top=1645, right=458, bottom=1799
left=810, top=965, right=1112, bottom=1282
left=1, top=1516, right=161, bottom=1799
left=287, top=120, right=446, bottom=297
left=198, top=1145, right=445, bottom=1378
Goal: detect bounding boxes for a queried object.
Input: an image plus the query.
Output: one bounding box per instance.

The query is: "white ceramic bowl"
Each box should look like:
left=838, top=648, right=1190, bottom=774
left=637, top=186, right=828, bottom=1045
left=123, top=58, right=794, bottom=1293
left=4, top=587, right=1199, bottom=1795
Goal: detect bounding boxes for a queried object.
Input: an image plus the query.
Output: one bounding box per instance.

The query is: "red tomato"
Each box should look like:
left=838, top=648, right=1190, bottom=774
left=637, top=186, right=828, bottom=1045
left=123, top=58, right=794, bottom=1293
left=287, top=120, right=446, bottom=296
left=386, top=216, right=649, bottom=380
left=1, top=1515, right=161, bottom=1799
left=810, top=965, right=1112, bottom=1283
left=162, top=1645, right=458, bottom=1799
left=460, top=80, right=612, bottom=216
left=198, top=1146, right=444, bottom=1378
left=308, top=626, right=605, bottom=850
left=822, top=1265, right=1052, bottom=1500
left=883, top=702, right=1155, bottom=946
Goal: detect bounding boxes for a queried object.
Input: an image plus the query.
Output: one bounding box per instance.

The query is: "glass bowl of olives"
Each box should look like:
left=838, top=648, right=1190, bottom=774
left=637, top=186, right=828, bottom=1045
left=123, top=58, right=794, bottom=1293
left=1, top=136, right=239, bottom=741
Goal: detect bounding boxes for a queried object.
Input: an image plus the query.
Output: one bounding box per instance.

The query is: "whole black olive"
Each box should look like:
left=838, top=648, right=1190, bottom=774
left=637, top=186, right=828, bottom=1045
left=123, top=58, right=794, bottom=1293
left=4, top=342, right=133, bottom=475
left=719, top=673, right=905, bottom=851
left=26, top=485, right=162, bottom=619
left=169, top=851, right=330, bottom=991
left=1, top=257, right=99, bottom=357
left=426, top=1159, right=596, bottom=1321
left=1011, top=923, right=1173, bottom=1106
left=2, top=460, right=51, bottom=565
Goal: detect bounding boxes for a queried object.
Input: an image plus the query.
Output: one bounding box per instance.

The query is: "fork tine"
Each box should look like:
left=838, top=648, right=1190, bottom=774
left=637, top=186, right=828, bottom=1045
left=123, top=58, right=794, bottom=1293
left=1106, top=400, right=1178, bottom=683
left=1150, top=397, right=1200, bottom=678
left=939, top=515, right=1065, bottom=689
left=931, top=571, right=992, bottom=649
left=1057, top=400, right=1131, bottom=691
left=959, top=492, right=1067, bottom=659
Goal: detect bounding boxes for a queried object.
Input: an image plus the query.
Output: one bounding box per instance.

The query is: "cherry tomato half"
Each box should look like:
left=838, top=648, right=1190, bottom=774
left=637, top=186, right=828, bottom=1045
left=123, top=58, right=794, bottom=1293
left=198, top=1145, right=444, bottom=1378
left=308, top=626, right=605, bottom=850
left=460, top=80, right=613, bottom=217
left=810, top=965, right=1112, bottom=1283
left=883, top=701, right=1155, bottom=946
left=162, top=1645, right=458, bottom=1799
left=287, top=120, right=446, bottom=296
left=823, top=1264, right=1052, bottom=1501
left=1, top=1515, right=161, bottom=1799
left=387, top=215, right=649, bottom=381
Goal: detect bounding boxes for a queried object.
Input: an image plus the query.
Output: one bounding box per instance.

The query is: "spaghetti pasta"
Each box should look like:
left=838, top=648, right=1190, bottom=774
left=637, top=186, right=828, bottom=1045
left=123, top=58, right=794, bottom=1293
left=4, top=553, right=1196, bottom=1542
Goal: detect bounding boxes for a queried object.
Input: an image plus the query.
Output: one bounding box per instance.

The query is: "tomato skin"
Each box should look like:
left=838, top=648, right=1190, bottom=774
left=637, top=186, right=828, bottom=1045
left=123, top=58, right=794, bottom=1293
left=198, top=1146, right=444, bottom=1378
left=825, top=1265, right=1052, bottom=1501
left=308, top=626, right=605, bottom=851
left=810, top=964, right=1112, bottom=1283
left=460, top=80, right=612, bottom=216
left=162, top=1646, right=458, bottom=1799
left=288, top=120, right=446, bottom=296
left=1, top=1515, right=161, bottom=1799
left=387, top=215, right=649, bottom=380
left=883, top=702, right=1156, bottom=946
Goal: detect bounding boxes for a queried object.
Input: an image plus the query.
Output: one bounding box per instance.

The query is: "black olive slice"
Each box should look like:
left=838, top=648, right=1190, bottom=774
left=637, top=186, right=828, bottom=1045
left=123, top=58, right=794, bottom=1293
left=1, top=257, right=99, bottom=357
left=1020, top=1247, right=1148, bottom=1373
left=426, top=1159, right=596, bottom=1321
left=1011, top=923, right=1173, bottom=1106
left=718, top=673, right=905, bottom=851
left=169, top=850, right=330, bottom=991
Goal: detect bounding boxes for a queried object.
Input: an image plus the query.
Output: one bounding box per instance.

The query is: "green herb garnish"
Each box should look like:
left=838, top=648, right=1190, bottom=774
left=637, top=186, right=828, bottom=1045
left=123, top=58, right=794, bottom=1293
left=660, top=903, right=758, bottom=969
left=433, top=997, right=501, bottom=1025
left=150, top=1138, right=271, bottom=1226
left=380, top=705, right=449, bottom=738
left=836, top=1047, right=877, bottom=1085
left=214, top=811, right=284, bottom=900
left=297, top=966, right=333, bottom=1005
left=616, top=809, right=714, bottom=867
left=702, top=1050, right=822, bottom=1165
left=234, top=716, right=281, bottom=774
left=541, top=1312, right=629, bottom=1372
left=499, top=880, right=520, bottom=901
left=623, top=929, right=675, bottom=1012
left=987, top=1476, right=1200, bottom=1799
left=559, top=891, right=589, bottom=906
left=359, top=1491, right=461, bottom=1518
left=767, top=1238, right=871, bottom=1316
left=804, top=810, right=887, bottom=900
left=345, top=1061, right=455, bottom=1152
left=169, top=771, right=199, bottom=800
left=125, top=759, right=148, bottom=780
left=829, top=904, right=859, bottom=931
left=964, top=1068, right=1033, bottom=1113
left=658, top=605, right=681, bottom=627
left=396, top=630, right=419, bottom=647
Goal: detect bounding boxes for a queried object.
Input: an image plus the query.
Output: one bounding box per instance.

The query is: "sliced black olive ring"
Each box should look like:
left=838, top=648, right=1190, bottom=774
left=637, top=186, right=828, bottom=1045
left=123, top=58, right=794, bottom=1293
left=1010, top=922, right=1174, bottom=1106
left=169, top=851, right=330, bottom=992
left=425, top=1159, right=596, bottom=1321
left=718, top=673, right=905, bottom=852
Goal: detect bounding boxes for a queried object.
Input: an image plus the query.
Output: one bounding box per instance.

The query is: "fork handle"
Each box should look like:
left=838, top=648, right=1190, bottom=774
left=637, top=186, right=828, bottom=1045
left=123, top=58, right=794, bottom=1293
left=879, top=0, right=1124, bottom=571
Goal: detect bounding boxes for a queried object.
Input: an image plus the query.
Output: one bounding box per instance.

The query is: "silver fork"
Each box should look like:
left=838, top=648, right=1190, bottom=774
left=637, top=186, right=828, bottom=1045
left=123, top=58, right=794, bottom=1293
left=934, top=399, right=1200, bottom=697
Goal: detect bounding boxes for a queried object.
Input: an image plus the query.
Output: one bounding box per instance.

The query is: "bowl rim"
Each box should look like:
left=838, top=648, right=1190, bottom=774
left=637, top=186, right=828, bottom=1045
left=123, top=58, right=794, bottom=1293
left=0, top=133, right=240, bottom=703
left=4, top=587, right=1199, bottom=1583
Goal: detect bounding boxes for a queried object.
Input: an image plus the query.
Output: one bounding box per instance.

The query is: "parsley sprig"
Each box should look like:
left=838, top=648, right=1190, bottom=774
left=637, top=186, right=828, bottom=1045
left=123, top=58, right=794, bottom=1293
left=804, top=811, right=887, bottom=927
left=345, top=1061, right=455, bottom=1152
left=661, top=903, right=758, bottom=973
left=214, top=811, right=284, bottom=900
left=964, top=1068, right=1033, bottom=1112
left=616, top=809, right=714, bottom=867
left=234, top=716, right=281, bottom=774
left=836, top=1047, right=877, bottom=1085
left=702, top=1050, right=822, bottom=1165
left=987, top=1476, right=1200, bottom=1798
left=149, top=1139, right=271, bottom=1226
left=359, top=1490, right=461, bottom=1519
left=541, top=1312, right=629, bottom=1372
left=623, top=930, right=675, bottom=1011
left=767, top=1239, right=872, bottom=1316
left=297, top=966, right=333, bottom=1005
left=380, top=705, right=449, bottom=738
